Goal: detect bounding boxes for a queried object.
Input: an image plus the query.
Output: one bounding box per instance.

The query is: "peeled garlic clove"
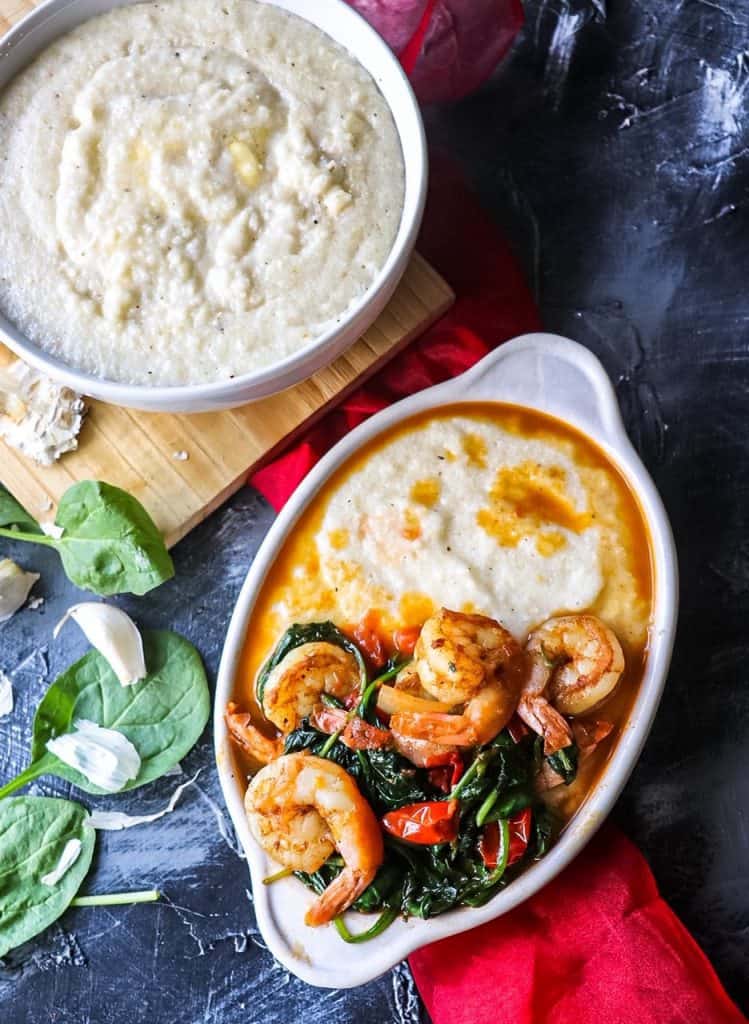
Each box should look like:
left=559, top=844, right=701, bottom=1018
left=0, top=670, right=12, bottom=718
left=54, top=603, right=146, bottom=686
left=46, top=719, right=141, bottom=792
left=0, top=558, right=40, bottom=622
left=41, top=838, right=82, bottom=886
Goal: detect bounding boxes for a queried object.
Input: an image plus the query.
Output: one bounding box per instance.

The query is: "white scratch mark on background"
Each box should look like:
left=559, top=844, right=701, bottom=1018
left=545, top=9, right=586, bottom=105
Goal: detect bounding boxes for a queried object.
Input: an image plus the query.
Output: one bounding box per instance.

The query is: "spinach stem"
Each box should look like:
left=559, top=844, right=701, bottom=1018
left=334, top=907, right=398, bottom=943
left=357, top=658, right=411, bottom=717
left=319, top=728, right=343, bottom=757
left=0, top=762, right=43, bottom=800
left=262, top=867, right=294, bottom=886
left=448, top=749, right=488, bottom=801
left=71, top=889, right=160, bottom=907
left=493, top=818, right=511, bottom=880
left=0, top=527, right=56, bottom=547
left=476, top=788, right=499, bottom=827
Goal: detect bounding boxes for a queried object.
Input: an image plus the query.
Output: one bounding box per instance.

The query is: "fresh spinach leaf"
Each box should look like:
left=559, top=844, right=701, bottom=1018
left=0, top=796, right=95, bottom=957
left=256, top=621, right=366, bottom=703
left=0, top=481, right=173, bottom=596
left=0, top=631, right=209, bottom=798
left=546, top=743, right=579, bottom=785
left=0, top=487, right=43, bottom=533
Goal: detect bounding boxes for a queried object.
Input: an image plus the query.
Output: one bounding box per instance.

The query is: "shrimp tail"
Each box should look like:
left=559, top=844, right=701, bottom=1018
left=517, top=696, right=572, bottom=756
left=304, top=867, right=374, bottom=927
left=226, top=702, right=284, bottom=765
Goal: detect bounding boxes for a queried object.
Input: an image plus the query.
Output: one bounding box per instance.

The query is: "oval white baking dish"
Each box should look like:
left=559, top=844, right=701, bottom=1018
left=214, top=333, right=678, bottom=988
left=0, top=0, right=426, bottom=412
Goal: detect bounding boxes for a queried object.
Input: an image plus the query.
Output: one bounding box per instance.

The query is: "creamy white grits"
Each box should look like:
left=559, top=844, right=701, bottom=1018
left=317, top=417, right=603, bottom=639
left=0, top=0, right=404, bottom=385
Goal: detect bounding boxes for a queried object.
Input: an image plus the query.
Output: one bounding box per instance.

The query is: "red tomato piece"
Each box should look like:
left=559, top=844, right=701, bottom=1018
left=381, top=800, right=458, bottom=845
left=479, top=808, right=533, bottom=869
left=393, top=625, right=422, bottom=656
left=425, top=752, right=463, bottom=793
left=353, top=611, right=388, bottom=669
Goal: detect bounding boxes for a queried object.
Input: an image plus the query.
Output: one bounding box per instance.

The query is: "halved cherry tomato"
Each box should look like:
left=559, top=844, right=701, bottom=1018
left=381, top=800, right=458, bottom=845
left=425, top=752, right=463, bottom=793
left=507, top=715, right=530, bottom=744
left=479, top=807, right=533, bottom=868
left=393, top=625, right=422, bottom=656
left=353, top=611, right=388, bottom=669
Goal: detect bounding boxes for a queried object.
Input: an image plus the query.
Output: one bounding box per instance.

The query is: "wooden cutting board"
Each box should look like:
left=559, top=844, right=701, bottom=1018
left=0, top=255, right=453, bottom=545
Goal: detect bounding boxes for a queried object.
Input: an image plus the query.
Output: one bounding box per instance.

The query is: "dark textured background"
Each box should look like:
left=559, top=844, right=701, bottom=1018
left=2, top=0, right=748, bottom=1019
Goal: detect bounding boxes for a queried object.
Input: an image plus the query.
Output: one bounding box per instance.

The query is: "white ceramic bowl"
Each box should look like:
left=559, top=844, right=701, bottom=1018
left=0, top=0, right=426, bottom=412
left=214, top=334, right=678, bottom=988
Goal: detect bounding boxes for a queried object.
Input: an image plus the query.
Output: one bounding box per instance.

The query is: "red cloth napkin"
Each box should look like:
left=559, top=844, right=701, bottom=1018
left=410, top=826, right=746, bottom=1024
left=249, top=159, right=745, bottom=1023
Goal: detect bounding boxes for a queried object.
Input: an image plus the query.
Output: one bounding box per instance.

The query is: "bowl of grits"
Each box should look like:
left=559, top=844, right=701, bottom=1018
left=0, top=0, right=425, bottom=411
left=214, top=332, right=678, bottom=988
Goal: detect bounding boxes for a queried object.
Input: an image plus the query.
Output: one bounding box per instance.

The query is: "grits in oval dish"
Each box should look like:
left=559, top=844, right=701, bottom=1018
left=226, top=401, right=654, bottom=940
left=0, top=0, right=405, bottom=385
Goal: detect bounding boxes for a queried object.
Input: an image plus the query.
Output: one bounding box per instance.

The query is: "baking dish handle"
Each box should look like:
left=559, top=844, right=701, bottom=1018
left=456, top=333, right=629, bottom=451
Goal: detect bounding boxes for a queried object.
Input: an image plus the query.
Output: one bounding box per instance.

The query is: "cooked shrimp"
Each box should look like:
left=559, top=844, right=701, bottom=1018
left=359, top=663, right=459, bottom=766
left=391, top=609, right=523, bottom=748
left=519, top=615, right=624, bottom=755
left=262, top=642, right=360, bottom=733
left=415, top=608, right=520, bottom=704
left=226, top=702, right=284, bottom=765
left=245, top=752, right=383, bottom=926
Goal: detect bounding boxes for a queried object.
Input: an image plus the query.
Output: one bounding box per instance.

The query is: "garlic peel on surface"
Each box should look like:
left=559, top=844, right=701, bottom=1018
left=46, top=719, right=141, bottom=792
left=0, top=558, right=39, bottom=622
left=54, top=603, right=146, bottom=686
left=41, top=838, right=82, bottom=886
left=87, top=771, right=201, bottom=831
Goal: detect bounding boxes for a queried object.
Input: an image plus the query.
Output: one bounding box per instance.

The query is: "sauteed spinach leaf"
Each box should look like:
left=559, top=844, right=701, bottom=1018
left=290, top=725, right=559, bottom=928
left=256, top=621, right=367, bottom=703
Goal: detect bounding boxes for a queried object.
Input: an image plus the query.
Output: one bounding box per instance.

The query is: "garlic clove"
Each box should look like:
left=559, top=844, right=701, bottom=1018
left=0, top=558, right=40, bottom=622
left=41, top=838, right=82, bottom=886
left=46, top=719, right=141, bottom=792
left=0, top=670, right=12, bottom=718
left=54, top=603, right=146, bottom=686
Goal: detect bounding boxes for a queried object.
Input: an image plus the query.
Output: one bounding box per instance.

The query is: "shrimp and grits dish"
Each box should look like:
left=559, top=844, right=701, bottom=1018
left=226, top=403, right=653, bottom=940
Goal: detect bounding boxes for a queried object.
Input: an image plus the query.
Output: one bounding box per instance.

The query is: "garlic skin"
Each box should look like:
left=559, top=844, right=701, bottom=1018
left=41, top=838, right=82, bottom=886
left=87, top=771, right=200, bottom=831
left=54, top=603, right=146, bottom=686
left=0, top=670, right=12, bottom=718
left=46, top=719, right=141, bottom=792
left=0, top=558, right=39, bottom=622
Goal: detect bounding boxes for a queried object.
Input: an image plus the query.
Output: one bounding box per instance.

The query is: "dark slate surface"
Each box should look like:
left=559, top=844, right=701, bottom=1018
left=2, top=0, right=748, bottom=1019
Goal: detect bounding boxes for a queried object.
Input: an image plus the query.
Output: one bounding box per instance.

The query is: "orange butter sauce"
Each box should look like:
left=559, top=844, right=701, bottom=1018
left=231, top=402, right=654, bottom=823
